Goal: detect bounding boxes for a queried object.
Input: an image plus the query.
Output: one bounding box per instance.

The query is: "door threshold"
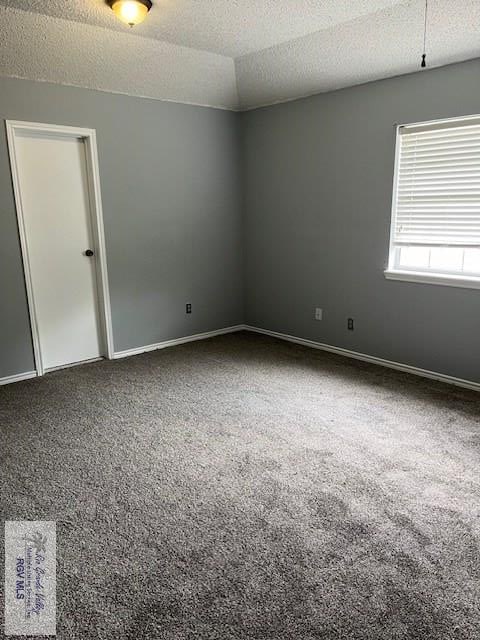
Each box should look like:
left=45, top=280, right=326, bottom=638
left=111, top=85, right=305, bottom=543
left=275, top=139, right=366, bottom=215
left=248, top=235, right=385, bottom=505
left=44, top=357, right=104, bottom=374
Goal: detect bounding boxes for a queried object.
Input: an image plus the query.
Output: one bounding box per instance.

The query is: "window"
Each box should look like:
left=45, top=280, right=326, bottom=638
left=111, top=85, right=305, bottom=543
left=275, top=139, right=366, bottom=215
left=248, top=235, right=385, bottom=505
left=385, top=115, right=480, bottom=288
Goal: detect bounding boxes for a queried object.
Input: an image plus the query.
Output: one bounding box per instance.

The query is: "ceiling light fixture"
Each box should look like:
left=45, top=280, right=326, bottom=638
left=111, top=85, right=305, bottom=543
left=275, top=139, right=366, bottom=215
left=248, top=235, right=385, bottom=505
left=107, top=0, right=152, bottom=27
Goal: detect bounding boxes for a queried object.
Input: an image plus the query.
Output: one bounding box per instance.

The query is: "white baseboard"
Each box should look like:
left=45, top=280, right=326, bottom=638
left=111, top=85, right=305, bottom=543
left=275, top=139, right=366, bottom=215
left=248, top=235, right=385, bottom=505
left=4, top=326, right=477, bottom=394
left=113, top=325, right=245, bottom=360
left=0, top=371, right=37, bottom=386
left=244, top=325, right=480, bottom=393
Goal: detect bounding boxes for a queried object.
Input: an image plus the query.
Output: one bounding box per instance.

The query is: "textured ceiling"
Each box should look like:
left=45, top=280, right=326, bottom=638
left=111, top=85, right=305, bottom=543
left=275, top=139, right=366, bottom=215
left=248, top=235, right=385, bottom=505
left=0, top=5, right=238, bottom=109
left=236, top=0, right=480, bottom=109
left=0, top=0, right=404, bottom=57
left=0, top=1, right=479, bottom=111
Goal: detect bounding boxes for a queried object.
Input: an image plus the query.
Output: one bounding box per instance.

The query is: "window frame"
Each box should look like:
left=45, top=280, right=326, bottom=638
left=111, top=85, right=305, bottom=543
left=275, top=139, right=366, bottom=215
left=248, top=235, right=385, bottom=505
left=385, top=114, right=480, bottom=290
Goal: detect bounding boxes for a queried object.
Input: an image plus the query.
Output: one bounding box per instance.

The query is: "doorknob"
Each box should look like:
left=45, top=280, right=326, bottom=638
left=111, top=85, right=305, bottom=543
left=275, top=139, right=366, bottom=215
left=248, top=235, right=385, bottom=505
left=84, top=249, right=94, bottom=257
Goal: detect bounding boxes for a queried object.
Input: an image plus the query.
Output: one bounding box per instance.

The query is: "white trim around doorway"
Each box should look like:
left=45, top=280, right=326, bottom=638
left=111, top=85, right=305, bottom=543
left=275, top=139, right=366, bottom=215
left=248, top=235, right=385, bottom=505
left=5, top=120, right=114, bottom=376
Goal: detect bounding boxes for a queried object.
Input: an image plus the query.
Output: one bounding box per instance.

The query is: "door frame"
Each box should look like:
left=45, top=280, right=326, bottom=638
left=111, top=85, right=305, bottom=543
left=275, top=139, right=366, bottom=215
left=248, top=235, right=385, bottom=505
left=5, top=120, right=114, bottom=376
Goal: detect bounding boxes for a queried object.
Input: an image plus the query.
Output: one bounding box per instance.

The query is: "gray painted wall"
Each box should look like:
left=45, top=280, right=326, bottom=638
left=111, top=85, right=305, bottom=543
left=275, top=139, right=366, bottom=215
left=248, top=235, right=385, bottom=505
left=0, top=77, right=243, bottom=378
left=3, top=60, right=480, bottom=384
left=242, top=59, right=480, bottom=383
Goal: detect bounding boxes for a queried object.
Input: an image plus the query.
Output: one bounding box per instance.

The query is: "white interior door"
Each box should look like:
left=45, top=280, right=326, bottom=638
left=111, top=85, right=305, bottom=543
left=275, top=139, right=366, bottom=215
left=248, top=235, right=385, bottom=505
left=14, top=131, right=102, bottom=371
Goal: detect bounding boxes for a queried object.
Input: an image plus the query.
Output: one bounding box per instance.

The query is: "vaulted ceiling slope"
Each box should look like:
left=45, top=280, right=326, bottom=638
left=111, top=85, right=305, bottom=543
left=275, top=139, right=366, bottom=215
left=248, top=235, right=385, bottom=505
left=0, top=1, right=479, bottom=110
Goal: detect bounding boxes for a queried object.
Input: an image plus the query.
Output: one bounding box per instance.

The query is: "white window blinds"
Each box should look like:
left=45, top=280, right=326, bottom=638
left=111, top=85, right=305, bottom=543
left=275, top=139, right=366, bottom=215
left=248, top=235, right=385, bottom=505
left=392, top=117, right=480, bottom=247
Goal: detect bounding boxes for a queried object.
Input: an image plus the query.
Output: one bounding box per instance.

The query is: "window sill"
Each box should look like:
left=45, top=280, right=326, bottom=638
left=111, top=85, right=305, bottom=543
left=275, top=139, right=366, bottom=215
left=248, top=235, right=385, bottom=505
left=384, top=270, right=480, bottom=290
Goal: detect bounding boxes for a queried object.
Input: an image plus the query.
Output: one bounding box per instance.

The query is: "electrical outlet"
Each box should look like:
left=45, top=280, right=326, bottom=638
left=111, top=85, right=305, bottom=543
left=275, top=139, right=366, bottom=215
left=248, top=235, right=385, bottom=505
left=347, top=318, right=354, bottom=331
left=186, top=303, right=192, bottom=314
left=314, top=308, right=323, bottom=321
